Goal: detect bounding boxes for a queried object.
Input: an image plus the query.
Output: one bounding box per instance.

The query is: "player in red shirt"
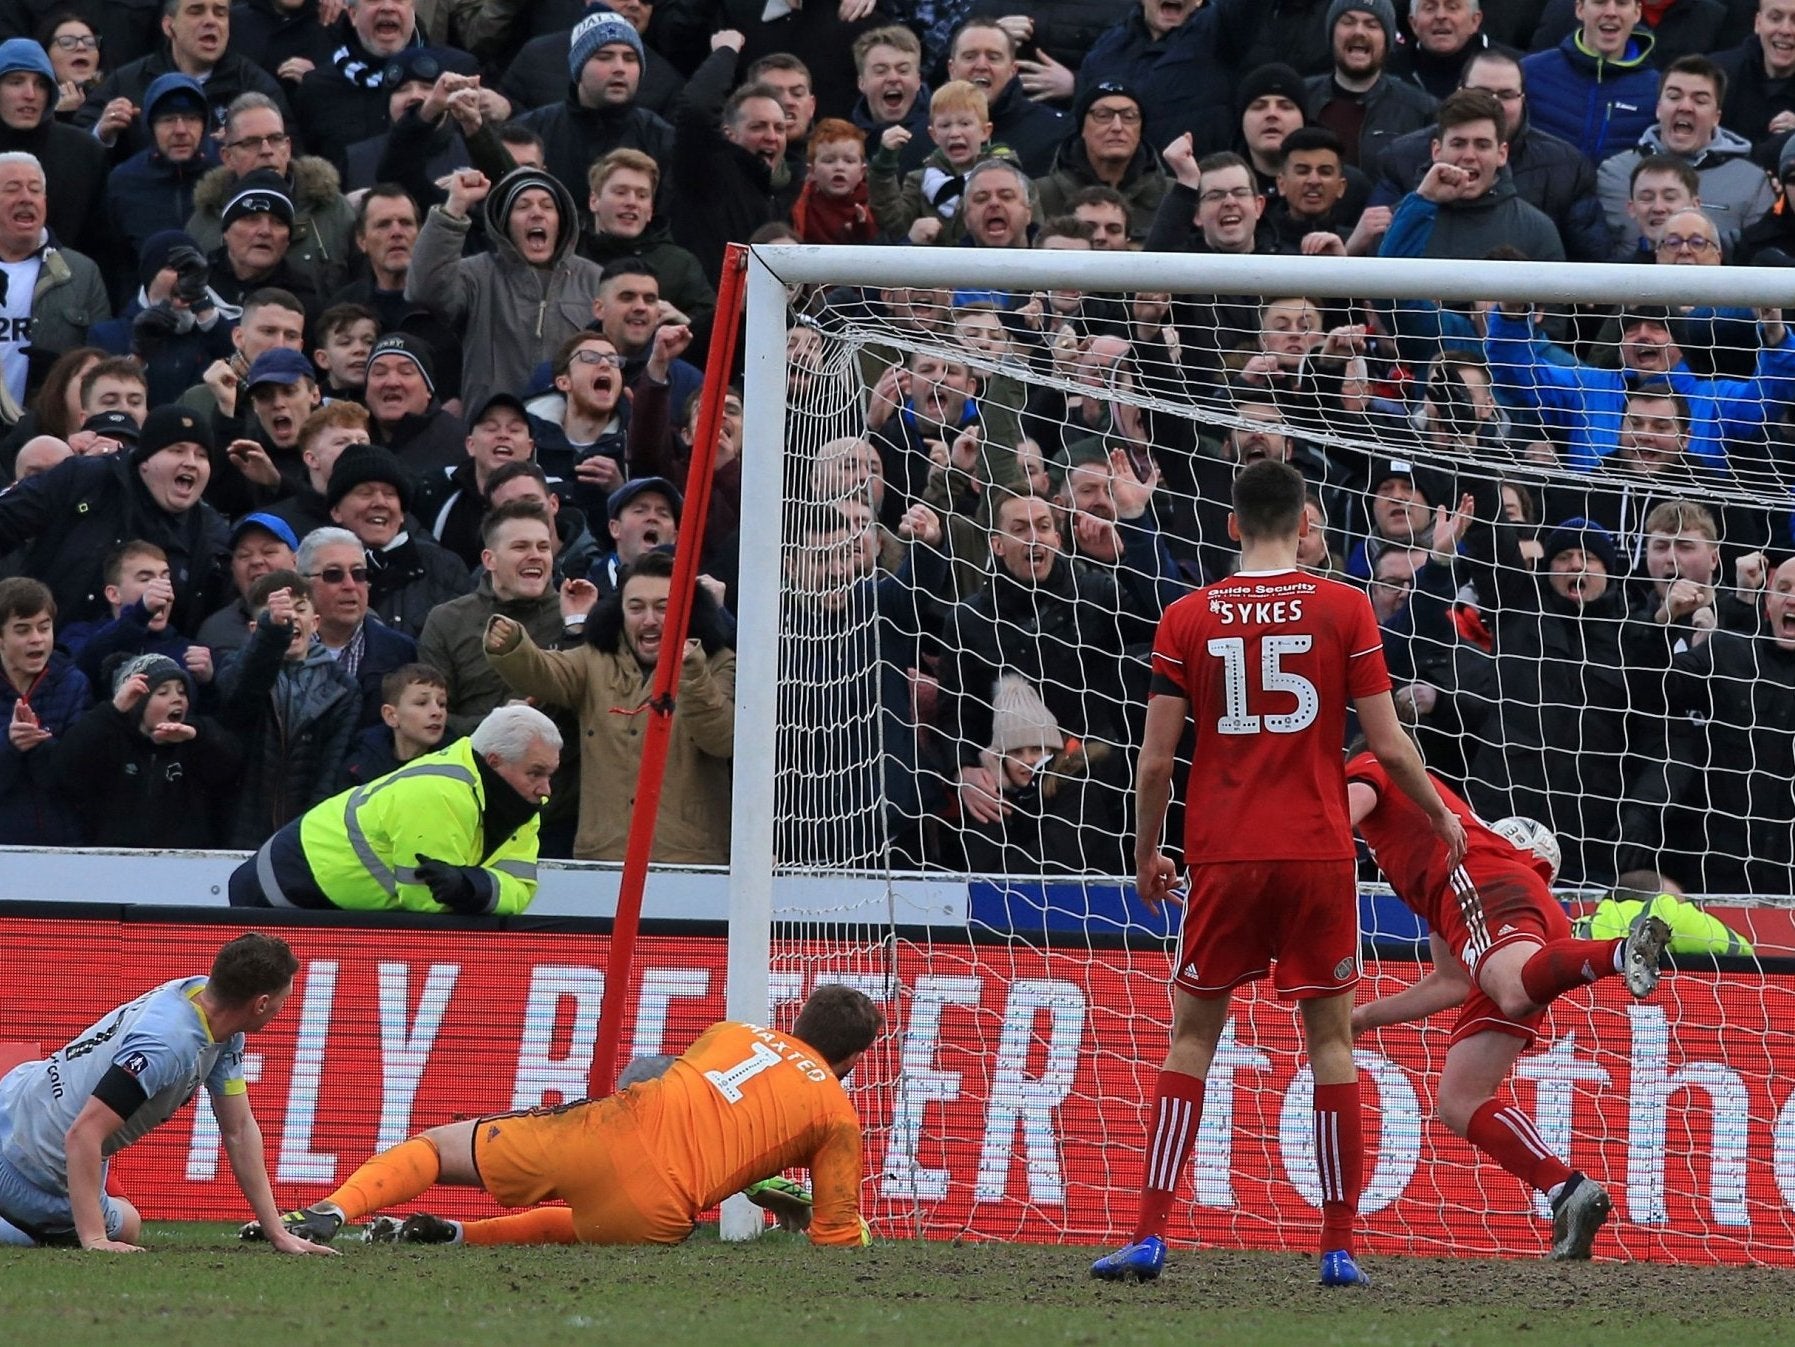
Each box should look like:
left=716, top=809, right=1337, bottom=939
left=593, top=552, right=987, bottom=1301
left=1093, top=460, right=1467, bottom=1288
left=1345, top=748, right=1671, bottom=1259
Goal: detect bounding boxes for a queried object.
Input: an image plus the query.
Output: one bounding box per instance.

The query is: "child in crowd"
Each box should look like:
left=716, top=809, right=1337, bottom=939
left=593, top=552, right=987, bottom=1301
left=791, top=118, right=877, bottom=245
left=343, top=662, right=449, bottom=787
left=218, top=570, right=359, bottom=848
left=870, top=81, right=996, bottom=243
left=65, top=541, right=213, bottom=694
left=312, top=303, right=380, bottom=401
left=957, top=675, right=1128, bottom=876
left=57, top=653, right=240, bottom=848
left=0, top=577, right=88, bottom=846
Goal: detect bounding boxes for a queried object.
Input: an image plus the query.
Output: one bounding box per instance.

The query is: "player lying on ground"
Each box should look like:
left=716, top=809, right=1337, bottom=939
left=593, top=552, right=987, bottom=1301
left=1094, top=460, right=1468, bottom=1289
left=248, top=985, right=881, bottom=1247
left=0, top=933, right=334, bottom=1256
left=1345, top=751, right=1672, bottom=1259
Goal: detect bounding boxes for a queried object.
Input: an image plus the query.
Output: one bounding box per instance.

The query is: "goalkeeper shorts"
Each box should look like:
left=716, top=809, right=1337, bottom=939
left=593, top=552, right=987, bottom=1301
left=472, top=1096, right=695, bottom=1245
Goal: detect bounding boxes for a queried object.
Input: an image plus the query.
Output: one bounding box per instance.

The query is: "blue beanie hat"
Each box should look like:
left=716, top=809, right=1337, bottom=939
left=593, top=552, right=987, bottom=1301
left=568, top=8, right=644, bottom=82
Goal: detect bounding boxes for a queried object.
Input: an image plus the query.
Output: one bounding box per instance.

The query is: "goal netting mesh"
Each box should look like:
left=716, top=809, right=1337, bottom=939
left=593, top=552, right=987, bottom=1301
left=748, top=248, right=1795, bottom=1264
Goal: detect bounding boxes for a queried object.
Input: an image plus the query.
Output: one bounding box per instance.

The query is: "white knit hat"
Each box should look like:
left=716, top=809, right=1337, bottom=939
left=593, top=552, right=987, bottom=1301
left=987, top=675, right=1065, bottom=756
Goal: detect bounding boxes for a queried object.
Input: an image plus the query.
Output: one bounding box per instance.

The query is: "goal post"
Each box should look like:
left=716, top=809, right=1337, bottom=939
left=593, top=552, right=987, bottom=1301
left=725, top=241, right=1795, bottom=1262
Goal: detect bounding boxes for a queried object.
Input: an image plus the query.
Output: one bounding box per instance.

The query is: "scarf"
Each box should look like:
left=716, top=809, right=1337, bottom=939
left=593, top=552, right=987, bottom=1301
left=920, top=165, right=965, bottom=218
left=791, top=179, right=877, bottom=245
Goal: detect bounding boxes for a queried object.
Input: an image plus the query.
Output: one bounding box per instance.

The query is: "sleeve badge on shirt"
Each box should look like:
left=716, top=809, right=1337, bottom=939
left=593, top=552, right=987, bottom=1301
left=120, top=1052, right=150, bottom=1077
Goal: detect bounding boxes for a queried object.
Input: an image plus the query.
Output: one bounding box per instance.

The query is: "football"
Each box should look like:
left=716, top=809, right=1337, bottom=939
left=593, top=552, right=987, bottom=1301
left=1489, top=816, right=1562, bottom=883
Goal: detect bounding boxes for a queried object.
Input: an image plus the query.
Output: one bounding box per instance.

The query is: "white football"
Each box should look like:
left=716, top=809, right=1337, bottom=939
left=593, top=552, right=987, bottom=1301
left=1490, top=816, right=1562, bottom=883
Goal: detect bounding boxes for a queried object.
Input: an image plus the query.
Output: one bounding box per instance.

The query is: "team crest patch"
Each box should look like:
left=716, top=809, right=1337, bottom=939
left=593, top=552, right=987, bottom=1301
left=120, top=1051, right=150, bottom=1077
left=1334, top=957, right=1356, bottom=981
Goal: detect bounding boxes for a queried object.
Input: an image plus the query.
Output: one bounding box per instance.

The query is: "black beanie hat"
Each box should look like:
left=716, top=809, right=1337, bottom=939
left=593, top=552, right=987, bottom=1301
left=326, top=442, right=412, bottom=513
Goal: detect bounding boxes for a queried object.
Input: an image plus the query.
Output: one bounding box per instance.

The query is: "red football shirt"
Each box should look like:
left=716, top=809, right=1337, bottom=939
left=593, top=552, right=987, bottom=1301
left=1151, top=569, right=1390, bottom=863
left=1344, top=753, right=1552, bottom=934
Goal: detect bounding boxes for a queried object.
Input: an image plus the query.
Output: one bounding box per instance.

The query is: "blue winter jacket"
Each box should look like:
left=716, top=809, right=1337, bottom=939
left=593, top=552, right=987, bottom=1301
left=1519, top=30, right=1659, bottom=164
left=1485, top=310, right=1795, bottom=474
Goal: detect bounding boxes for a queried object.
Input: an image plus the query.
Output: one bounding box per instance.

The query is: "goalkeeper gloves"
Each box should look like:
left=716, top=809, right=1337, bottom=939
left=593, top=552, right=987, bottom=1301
left=412, top=855, right=492, bottom=915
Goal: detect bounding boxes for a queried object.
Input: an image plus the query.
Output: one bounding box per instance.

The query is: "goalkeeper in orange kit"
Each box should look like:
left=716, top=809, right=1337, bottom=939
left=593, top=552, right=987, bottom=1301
left=246, top=985, right=882, bottom=1248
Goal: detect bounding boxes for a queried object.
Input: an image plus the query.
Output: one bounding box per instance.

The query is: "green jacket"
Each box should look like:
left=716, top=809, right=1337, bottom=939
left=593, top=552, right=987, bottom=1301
left=296, top=735, right=541, bottom=914
left=1578, top=892, right=1753, bottom=957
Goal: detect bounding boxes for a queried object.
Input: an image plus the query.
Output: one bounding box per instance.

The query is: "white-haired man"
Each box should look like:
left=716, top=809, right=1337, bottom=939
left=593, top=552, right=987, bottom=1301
left=227, top=702, right=561, bottom=914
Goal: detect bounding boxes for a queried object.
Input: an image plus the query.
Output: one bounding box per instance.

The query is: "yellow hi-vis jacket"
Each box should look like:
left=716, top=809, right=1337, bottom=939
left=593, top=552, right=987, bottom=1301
left=294, top=737, right=541, bottom=914
left=1577, top=892, right=1753, bottom=958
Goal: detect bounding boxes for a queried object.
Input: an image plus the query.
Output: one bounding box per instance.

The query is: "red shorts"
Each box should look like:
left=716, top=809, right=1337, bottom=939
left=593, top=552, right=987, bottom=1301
left=1441, top=862, right=1573, bottom=1047
left=1172, top=859, right=1360, bottom=1001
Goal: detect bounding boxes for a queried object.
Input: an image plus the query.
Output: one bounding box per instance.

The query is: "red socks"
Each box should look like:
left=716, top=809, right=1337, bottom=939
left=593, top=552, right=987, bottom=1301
left=1464, top=1098, right=1573, bottom=1193
left=1519, top=938, right=1621, bottom=1006
left=1313, top=1081, right=1364, bottom=1254
left=1132, top=1069, right=1205, bottom=1242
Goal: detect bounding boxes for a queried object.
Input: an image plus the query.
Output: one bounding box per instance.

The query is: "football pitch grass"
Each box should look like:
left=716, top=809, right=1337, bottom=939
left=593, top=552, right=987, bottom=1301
left=2, top=1222, right=1788, bottom=1347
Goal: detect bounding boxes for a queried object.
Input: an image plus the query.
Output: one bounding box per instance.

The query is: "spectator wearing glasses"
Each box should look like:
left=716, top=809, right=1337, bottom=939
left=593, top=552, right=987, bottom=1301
left=186, top=93, right=356, bottom=298
left=528, top=332, right=630, bottom=527
left=1075, top=0, right=1270, bottom=160
left=295, top=524, right=419, bottom=726
left=39, top=12, right=106, bottom=123
left=324, top=443, right=471, bottom=640
left=78, top=0, right=291, bottom=163
left=1596, top=56, right=1775, bottom=255
left=1034, top=82, right=1168, bottom=239
left=1369, top=49, right=1608, bottom=262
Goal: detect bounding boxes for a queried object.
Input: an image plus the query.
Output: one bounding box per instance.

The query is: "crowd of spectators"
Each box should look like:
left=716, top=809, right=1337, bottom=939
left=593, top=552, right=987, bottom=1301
left=1, top=0, right=1793, bottom=898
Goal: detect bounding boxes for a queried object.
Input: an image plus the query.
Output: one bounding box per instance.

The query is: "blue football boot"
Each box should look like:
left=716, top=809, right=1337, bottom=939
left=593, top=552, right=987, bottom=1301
left=1319, top=1249, right=1371, bottom=1287
left=1090, top=1235, right=1167, bottom=1282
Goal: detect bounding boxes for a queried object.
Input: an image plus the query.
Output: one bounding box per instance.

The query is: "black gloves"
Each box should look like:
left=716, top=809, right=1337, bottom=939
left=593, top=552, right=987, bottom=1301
left=413, top=855, right=491, bottom=915
left=167, top=244, right=211, bottom=304
left=130, top=302, right=186, bottom=354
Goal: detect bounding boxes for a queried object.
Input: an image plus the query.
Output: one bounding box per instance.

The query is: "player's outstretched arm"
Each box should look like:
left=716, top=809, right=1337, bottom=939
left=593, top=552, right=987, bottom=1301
left=1355, top=691, right=1466, bottom=867
left=65, top=1097, right=141, bottom=1252
left=1134, top=693, right=1188, bottom=912
left=213, top=1090, right=338, bottom=1256
left=1350, top=933, right=1470, bottom=1037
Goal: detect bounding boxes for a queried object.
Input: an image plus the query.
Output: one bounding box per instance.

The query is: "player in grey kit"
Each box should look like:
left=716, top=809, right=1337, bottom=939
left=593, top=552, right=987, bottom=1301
left=0, top=931, right=334, bottom=1254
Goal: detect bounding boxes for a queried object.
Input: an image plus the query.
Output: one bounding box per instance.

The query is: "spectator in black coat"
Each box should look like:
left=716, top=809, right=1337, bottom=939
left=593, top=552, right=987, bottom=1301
left=943, top=20, right=1070, bottom=178
left=1616, top=556, right=1795, bottom=894
left=325, top=442, right=470, bottom=639
left=228, top=0, right=337, bottom=81
left=292, top=1, right=478, bottom=176
left=216, top=567, right=359, bottom=846
left=0, top=574, right=89, bottom=846
left=101, top=73, right=219, bottom=295
left=1302, top=0, right=1438, bottom=170
left=1075, top=0, right=1269, bottom=159
left=499, top=2, right=684, bottom=117
left=76, top=0, right=292, bottom=162
left=55, top=651, right=240, bottom=847
left=0, top=37, right=108, bottom=258
left=669, top=35, right=801, bottom=285
left=0, top=404, right=227, bottom=631
left=1715, top=7, right=1795, bottom=155
left=514, top=10, right=675, bottom=214
left=296, top=523, right=419, bottom=726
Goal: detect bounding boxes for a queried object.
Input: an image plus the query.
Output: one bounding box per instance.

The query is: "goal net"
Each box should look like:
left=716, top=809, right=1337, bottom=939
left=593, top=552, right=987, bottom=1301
left=728, top=245, right=1795, bottom=1264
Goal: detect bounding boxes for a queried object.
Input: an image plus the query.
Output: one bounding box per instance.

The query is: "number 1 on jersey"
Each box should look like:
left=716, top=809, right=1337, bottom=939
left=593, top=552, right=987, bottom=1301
left=1207, top=635, right=1319, bottom=735
left=704, top=1040, right=785, bottom=1103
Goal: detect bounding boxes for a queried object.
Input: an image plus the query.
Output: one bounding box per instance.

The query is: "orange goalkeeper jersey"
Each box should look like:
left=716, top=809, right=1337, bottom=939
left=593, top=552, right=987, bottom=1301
left=616, top=1020, right=868, bottom=1246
